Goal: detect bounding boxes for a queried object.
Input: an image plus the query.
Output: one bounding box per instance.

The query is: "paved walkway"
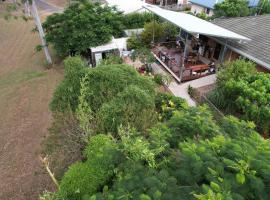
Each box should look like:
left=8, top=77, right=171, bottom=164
left=152, top=63, right=216, bottom=106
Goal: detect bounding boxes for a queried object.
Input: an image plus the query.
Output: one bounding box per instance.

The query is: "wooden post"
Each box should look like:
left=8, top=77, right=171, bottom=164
left=179, top=33, right=188, bottom=82
left=220, top=39, right=228, bottom=67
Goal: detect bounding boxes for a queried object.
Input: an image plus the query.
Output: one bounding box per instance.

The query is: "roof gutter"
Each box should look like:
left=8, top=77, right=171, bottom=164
left=213, top=38, right=270, bottom=70
left=189, top=1, right=214, bottom=9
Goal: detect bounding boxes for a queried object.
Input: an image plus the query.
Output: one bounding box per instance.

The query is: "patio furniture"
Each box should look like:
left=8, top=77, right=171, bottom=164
left=189, top=64, right=209, bottom=76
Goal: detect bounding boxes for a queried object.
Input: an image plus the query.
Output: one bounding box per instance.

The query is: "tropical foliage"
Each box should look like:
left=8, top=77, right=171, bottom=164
left=209, top=60, right=270, bottom=134
left=121, top=12, right=153, bottom=29
left=50, top=56, right=87, bottom=112
left=214, top=0, right=250, bottom=17
left=42, top=57, right=270, bottom=200
left=43, top=2, right=124, bottom=56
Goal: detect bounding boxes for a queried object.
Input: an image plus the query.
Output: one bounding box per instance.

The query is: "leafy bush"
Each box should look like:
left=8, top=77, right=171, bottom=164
left=96, top=85, right=157, bottom=134
left=127, top=34, right=143, bottom=50
left=214, top=0, right=250, bottom=18
left=155, top=92, right=188, bottom=121
left=216, top=59, right=256, bottom=88
left=98, top=54, right=123, bottom=66
left=154, top=74, right=163, bottom=85
left=130, top=48, right=155, bottom=71
left=210, top=60, right=270, bottom=134
left=170, top=133, right=270, bottom=200
left=122, top=12, right=153, bottom=29
left=167, top=106, right=221, bottom=147
left=79, top=64, right=155, bottom=113
left=43, top=2, right=124, bottom=56
left=221, top=115, right=257, bottom=138
left=93, top=163, right=185, bottom=200
left=50, top=56, right=87, bottom=112
left=141, top=22, right=166, bottom=46
left=57, top=135, right=121, bottom=200
left=141, top=21, right=179, bottom=46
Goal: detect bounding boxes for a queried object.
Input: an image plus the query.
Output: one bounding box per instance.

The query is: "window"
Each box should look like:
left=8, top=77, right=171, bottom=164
left=205, top=8, right=210, bottom=14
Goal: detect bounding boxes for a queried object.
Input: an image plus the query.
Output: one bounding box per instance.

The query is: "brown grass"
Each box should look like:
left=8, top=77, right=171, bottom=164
left=0, top=15, right=63, bottom=200
left=46, top=0, right=69, bottom=8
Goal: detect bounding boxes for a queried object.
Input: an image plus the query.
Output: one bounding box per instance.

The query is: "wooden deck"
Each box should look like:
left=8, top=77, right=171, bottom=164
left=152, top=45, right=215, bottom=83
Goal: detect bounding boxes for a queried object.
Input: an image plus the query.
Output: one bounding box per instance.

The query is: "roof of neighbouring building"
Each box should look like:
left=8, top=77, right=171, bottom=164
left=212, top=14, right=270, bottom=69
left=106, top=0, right=146, bottom=13
left=189, top=0, right=260, bottom=9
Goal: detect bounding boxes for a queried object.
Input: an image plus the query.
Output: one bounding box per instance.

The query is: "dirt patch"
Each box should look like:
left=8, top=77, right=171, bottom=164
left=46, top=0, right=69, bottom=8
left=0, top=16, right=63, bottom=200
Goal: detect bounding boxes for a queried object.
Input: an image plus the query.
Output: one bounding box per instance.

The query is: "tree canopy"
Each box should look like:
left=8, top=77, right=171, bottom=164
left=214, top=0, right=250, bottom=17
left=43, top=2, right=124, bottom=56
left=258, top=0, right=270, bottom=14
left=209, top=59, right=270, bottom=135
left=41, top=57, right=270, bottom=200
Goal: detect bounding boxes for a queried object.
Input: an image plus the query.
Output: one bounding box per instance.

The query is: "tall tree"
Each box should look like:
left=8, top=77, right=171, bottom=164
left=257, top=0, right=270, bottom=14
left=42, top=2, right=124, bottom=56
left=214, top=0, right=250, bottom=17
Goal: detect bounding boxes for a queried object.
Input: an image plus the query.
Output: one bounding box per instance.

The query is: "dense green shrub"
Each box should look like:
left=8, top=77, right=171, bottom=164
left=57, top=135, right=121, bottom=200
left=221, top=116, right=257, bottom=138
left=216, top=59, right=256, bottom=87
left=141, top=22, right=166, bottom=46
left=93, top=163, right=186, bottom=200
left=126, top=34, right=143, bottom=50
left=141, top=21, right=179, bottom=46
left=43, top=2, right=124, bottom=56
left=50, top=56, right=87, bottom=112
left=79, top=64, right=155, bottom=113
left=169, top=133, right=270, bottom=200
left=154, top=74, right=163, bottom=85
left=98, top=54, right=123, bottom=66
left=97, top=86, right=156, bottom=134
left=155, top=92, right=188, bottom=121
left=122, top=12, right=153, bottom=29
left=210, top=60, right=270, bottom=134
left=167, top=106, right=221, bottom=147
left=214, top=0, right=250, bottom=18
left=222, top=73, right=270, bottom=133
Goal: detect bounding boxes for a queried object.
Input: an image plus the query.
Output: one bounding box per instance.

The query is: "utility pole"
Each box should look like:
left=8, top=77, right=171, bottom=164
left=24, top=0, right=31, bottom=17
left=31, top=0, right=52, bottom=64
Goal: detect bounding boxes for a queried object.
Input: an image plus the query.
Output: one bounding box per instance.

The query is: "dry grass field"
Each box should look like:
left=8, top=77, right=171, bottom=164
left=0, top=13, right=63, bottom=200
left=46, top=0, right=69, bottom=8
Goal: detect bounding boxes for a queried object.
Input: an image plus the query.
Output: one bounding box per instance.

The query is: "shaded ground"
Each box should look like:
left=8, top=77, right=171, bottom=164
left=0, top=14, right=63, bottom=200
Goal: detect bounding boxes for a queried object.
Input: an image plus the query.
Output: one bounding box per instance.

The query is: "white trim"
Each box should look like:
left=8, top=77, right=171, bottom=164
left=143, top=4, right=251, bottom=41
left=152, top=53, right=181, bottom=82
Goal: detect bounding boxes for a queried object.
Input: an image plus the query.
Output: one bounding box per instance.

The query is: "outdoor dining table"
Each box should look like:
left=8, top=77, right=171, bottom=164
left=188, top=64, right=209, bottom=76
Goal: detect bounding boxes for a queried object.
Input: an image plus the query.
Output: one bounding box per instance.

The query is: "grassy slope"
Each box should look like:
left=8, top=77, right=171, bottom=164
left=0, top=16, right=63, bottom=200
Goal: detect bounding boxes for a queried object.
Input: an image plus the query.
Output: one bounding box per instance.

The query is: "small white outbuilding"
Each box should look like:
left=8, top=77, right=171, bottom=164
left=90, top=37, right=128, bottom=66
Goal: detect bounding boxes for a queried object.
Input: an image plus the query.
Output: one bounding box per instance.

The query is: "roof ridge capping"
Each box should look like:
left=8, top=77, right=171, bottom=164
left=143, top=4, right=251, bottom=42
left=212, top=13, right=270, bottom=22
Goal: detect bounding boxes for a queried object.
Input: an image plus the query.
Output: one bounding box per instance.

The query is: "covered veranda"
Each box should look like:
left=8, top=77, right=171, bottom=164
left=143, top=4, right=250, bottom=83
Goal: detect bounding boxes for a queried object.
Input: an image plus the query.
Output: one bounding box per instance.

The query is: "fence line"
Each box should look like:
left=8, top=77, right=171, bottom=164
left=201, top=94, right=224, bottom=121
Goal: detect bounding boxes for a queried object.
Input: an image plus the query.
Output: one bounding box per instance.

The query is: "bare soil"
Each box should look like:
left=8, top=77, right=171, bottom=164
left=46, top=0, right=69, bottom=8
left=0, top=16, right=63, bottom=200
